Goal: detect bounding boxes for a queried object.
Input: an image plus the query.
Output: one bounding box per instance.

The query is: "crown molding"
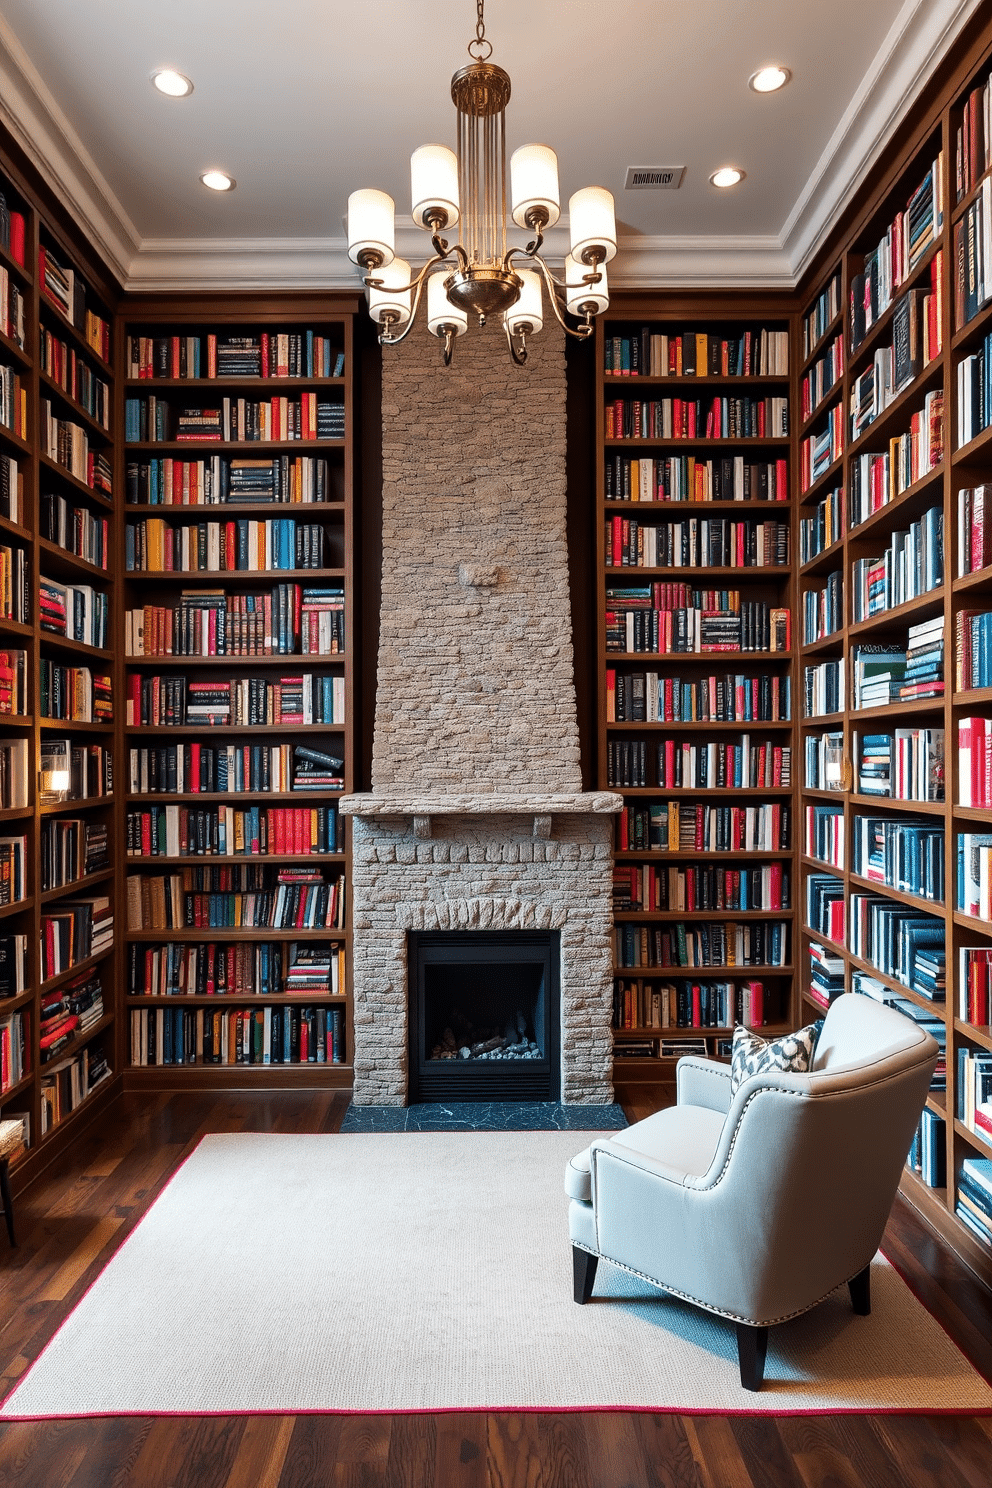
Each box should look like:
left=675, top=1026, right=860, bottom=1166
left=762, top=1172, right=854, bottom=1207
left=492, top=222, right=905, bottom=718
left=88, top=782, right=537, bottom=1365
left=0, top=13, right=137, bottom=284
left=126, top=237, right=359, bottom=293
left=782, top=0, right=984, bottom=282
left=125, top=228, right=794, bottom=294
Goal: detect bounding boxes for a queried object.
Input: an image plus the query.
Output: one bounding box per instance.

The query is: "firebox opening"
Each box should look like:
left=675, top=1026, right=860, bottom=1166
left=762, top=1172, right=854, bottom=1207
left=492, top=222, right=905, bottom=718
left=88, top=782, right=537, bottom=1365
left=409, top=930, right=561, bottom=1102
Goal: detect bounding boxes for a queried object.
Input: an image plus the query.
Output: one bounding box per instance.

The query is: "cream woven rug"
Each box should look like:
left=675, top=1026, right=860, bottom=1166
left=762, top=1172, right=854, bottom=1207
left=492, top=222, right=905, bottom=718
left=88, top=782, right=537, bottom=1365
left=3, top=1130, right=991, bottom=1417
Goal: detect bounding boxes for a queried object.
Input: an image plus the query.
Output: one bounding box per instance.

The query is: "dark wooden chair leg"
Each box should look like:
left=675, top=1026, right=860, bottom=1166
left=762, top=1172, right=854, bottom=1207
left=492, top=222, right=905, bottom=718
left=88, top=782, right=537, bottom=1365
left=735, top=1322, right=769, bottom=1391
left=848, top=1263, right=871, bottom=1315
left=572, top=1246, right=598, bottom=1304
left=0, top=1158, right=14, bottom=1246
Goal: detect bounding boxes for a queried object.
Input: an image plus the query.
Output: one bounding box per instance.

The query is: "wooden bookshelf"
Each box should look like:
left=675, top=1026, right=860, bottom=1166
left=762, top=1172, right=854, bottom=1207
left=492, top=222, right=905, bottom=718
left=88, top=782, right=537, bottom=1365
left=0, top=144, right=122, bottom=1188
left=117, top=295, right=359, bottom=1087
left=796, top=24, right=992, bottom=1285
left=595, top=298, right=799, bottom=1084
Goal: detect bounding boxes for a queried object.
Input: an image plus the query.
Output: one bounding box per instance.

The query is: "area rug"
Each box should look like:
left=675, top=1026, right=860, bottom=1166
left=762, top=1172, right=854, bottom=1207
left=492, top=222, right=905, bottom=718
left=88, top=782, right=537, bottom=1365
left=3, top=1131, right=991, bottom=1418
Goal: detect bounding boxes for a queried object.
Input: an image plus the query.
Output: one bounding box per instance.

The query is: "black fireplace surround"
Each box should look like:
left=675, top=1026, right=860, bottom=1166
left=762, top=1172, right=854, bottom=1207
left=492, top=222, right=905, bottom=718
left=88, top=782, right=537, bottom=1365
left=408, top=931, right=561, bottom=1102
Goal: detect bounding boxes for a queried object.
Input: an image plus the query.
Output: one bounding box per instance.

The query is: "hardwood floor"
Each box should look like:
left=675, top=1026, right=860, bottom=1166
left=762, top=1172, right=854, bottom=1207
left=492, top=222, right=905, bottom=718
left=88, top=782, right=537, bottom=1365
left=0, top=1086, right=990, bottom=1488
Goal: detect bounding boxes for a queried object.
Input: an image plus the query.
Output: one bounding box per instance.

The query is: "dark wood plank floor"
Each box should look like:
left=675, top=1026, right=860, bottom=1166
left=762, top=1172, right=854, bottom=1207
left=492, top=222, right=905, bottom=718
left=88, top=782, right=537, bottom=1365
left=0, top=1086, right=990, bottom=1488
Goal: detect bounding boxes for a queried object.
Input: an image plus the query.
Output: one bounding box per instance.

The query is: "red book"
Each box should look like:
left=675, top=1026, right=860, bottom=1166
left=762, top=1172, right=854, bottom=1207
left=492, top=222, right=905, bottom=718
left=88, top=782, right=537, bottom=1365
left=8, top=212, right=24, bottom=266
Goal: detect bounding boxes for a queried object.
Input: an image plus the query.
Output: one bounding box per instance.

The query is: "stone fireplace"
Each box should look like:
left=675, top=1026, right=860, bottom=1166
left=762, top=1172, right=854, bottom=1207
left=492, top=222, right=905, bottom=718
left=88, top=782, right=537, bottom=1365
left=340, top=318, right=620, bottom=1105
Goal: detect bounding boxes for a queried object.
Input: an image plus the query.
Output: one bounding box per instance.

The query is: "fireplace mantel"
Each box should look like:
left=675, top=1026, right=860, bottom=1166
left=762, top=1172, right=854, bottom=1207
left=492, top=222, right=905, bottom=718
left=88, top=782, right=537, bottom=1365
left=340, top=791, right=622, bottom=841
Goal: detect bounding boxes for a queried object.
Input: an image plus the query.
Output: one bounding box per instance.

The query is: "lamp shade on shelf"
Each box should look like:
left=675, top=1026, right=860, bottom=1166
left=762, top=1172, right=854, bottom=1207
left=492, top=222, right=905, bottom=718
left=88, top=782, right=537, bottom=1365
left=504, top=269, right=543, bottom=335
left=411, top=145, right=460, bottom=229
left=427, top=270, right=469, bottom=338
left=510, top=145, right=561, bottom=229
left=568, top=186, right=617, bottom=264
left=368, top=257, right=413, bottom=329
left=347, top=189, right=396, bottom=267
left=565, top=254, right=609, bottom=317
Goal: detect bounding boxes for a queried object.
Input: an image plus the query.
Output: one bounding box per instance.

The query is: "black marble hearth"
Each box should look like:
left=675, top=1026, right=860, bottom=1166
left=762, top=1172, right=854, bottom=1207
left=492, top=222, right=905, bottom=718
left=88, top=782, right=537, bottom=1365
left=339, top=1101, right=628, bottom=1133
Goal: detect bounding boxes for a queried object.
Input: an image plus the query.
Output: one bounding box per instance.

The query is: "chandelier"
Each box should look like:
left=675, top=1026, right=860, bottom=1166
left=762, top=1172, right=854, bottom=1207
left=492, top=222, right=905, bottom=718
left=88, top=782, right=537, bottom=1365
left=346, top=0, right=616, bottom=365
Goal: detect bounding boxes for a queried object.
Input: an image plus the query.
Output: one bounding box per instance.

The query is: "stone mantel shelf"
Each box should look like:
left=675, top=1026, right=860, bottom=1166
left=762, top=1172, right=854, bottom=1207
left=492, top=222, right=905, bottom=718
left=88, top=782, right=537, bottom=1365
left=340, top=791, right=622, bottom=840
left=339, top=792, right=622, bottom=817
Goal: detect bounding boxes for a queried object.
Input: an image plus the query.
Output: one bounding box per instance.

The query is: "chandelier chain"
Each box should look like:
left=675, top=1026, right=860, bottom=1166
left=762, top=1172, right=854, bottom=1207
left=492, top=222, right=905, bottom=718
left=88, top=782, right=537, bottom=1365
left=468, top=0, right=492, bottom=61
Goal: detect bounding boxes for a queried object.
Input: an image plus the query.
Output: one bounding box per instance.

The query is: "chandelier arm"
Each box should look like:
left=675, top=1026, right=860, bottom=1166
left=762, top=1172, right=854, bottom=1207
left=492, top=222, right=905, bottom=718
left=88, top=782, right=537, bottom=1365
left=504, top=320, right=528, bottom=366
left=377, top=256, right=450, bottom=348
left=364, top=249, right=453, bottom=299
left=528, top=254, right=596, bottom=340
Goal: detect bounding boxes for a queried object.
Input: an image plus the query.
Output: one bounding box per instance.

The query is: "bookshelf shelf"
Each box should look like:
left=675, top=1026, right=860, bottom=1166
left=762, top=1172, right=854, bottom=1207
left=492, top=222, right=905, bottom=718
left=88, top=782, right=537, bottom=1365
left=605, top=437, right=791, bottom=451
left=126, top=993, right=348, bottom=1006
left=0, top=1071, right=34, bottom=1106
left=954, top=1018, right=992, bottom=1053
left=125, top=440, right=345, bottom=454
left=847, top=588, right=946, bottom=639
left=40, top=794, right=112, bottom=816
left=122, top=852, right=346, bottom=866
left=40, top=867, right=114, bottom=904
left=800, top=455, right=845, bottom=504
left=125, top=502, right=347, bottom=517
left=38, top=454, right=113, bottom=507
left=38, top=371, right=110, bottom=441
left=124, top=568, right=345, bottom=585
left=0, top=896, right=31, bottom=920
left=125, top=653, right=348, bottom=669
left=40, top=947, right=113, bottom=995
left=801, top=309, right=844, bottom=374
left=123, top=723, right=345, bottom=737
left=39, top=718, right=113, bottom=734
left=953, top=422, right=992, bottom=467
left=125, top=928, right=346, bottom=942
left=799, top=390, right=843, bottom=442
left=0, top=327, right=29, bottom=366
left=125, top=376, right=347, bottom=391
left=37, top=539, right=109, bottom=582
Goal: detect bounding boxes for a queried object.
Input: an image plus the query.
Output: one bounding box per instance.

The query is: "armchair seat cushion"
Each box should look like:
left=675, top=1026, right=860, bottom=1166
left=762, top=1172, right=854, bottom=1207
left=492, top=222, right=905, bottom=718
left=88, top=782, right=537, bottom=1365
left=607, top=1104, right=728, bottom=1182
left=566, top=1103, right=728, bottom=1205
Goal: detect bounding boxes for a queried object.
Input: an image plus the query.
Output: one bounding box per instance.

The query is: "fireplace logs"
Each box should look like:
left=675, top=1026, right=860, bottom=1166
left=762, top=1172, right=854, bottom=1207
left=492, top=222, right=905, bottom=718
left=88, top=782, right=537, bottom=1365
left=430, top=1008, right=542, bottom=1062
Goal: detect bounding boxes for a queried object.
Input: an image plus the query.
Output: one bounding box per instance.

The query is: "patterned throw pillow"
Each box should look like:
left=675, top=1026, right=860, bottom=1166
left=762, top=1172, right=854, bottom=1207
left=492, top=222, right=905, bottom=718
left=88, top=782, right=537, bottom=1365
left=730, top=1020, right=824, bottom=1095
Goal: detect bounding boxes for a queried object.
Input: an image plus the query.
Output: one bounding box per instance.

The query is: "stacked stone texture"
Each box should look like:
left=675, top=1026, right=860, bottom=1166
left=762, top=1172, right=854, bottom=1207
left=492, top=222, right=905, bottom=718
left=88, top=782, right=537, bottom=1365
left=349, top=319, right=614, bottom=1105
left=374, top=318, right=580, bottom=792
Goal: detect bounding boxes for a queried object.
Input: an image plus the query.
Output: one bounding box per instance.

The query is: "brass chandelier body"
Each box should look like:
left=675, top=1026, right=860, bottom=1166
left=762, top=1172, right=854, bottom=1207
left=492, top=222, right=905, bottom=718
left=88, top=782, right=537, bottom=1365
left=346, top=0, right=616, bottom=365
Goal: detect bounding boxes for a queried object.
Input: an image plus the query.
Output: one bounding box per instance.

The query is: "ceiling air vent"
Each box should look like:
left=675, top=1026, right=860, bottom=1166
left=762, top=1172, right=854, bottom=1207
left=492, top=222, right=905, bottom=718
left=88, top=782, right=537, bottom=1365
left=624, top=166, right=686, bottom=190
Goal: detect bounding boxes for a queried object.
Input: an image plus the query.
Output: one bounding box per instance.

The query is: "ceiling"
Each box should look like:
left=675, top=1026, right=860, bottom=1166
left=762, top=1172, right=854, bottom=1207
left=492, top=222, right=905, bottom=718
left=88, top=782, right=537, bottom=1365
left=0, top=0, right=980, bottom=290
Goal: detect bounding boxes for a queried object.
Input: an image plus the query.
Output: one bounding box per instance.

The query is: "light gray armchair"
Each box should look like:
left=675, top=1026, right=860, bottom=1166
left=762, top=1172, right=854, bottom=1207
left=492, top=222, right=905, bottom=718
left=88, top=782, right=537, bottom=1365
left=565, top=993, right=939, bottom=1389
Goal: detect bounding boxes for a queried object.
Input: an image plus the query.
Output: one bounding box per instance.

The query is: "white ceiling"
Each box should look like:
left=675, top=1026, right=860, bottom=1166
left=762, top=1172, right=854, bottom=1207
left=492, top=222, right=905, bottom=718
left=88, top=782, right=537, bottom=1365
left=0, top=0, right=981, bottom=290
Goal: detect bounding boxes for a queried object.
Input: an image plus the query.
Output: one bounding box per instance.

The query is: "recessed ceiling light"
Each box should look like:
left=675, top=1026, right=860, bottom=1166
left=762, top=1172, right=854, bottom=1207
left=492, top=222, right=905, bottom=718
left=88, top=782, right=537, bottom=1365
left=200, top=170, right=236, bottom=192
left=749, top=65, right=791, bottom=94
left=151, top=69, right=193, bottom=98
left=709, top=166, right=746, bottom=189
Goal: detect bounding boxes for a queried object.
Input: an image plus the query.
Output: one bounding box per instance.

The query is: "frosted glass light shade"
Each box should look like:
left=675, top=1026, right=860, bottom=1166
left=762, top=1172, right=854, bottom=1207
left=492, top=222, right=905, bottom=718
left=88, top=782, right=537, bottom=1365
left=568, top=186, right=617, bottom=264
left=565, top=254, right=609, bottom=316
left=347, top=188, right=395, bottom=267
left=427, top=271, right=469, bottom=338
left=411, top=145, right=460, bottom=229
left=504, top=269, right=543, bottom=334
left=510, top=145, right=561, bottom=229
left=368, top=257, right=412, bottom=330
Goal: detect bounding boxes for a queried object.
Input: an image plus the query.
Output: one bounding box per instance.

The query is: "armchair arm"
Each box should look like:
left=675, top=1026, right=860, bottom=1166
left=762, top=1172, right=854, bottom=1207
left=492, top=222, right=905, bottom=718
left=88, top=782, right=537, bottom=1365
left=676, top=1055, right=733, bottom=1114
